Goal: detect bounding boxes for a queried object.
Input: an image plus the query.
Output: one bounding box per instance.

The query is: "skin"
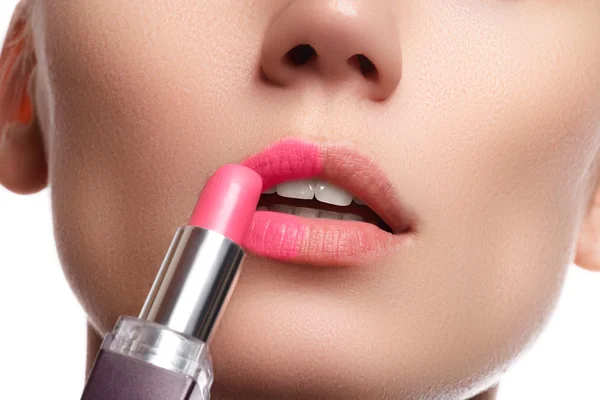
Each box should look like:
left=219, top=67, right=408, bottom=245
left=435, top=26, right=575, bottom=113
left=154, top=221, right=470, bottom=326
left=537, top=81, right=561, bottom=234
left=2, top=0, right=600, bottom=398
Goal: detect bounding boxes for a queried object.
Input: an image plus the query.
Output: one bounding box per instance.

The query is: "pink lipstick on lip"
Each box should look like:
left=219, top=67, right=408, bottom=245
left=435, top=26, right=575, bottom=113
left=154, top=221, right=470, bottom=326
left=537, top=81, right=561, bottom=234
left=241, top=139, right=414, bottom=266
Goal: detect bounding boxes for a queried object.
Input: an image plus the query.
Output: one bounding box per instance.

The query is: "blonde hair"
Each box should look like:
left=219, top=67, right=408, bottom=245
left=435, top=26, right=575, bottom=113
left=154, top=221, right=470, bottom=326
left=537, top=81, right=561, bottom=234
left=0, top=0, right=35, bottom=120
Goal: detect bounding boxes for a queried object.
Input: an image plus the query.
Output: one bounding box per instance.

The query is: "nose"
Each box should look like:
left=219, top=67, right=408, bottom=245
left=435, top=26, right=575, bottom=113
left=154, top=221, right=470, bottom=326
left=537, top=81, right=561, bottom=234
left=261, top=0, right=402, bottom=101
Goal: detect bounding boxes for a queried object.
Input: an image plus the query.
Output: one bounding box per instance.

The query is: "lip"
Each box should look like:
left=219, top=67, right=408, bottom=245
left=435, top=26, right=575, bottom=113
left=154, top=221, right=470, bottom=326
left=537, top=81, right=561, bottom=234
left=240, top=139, right=414, bottom=266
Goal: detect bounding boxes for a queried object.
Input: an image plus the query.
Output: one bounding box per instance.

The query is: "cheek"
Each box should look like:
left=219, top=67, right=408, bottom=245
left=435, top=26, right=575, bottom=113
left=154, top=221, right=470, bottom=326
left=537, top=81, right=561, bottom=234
left=391, top=1, right=600, bottom=267
left=362, top=1, right=600, bottom=385
left=36, top=0, right=272, bottom=332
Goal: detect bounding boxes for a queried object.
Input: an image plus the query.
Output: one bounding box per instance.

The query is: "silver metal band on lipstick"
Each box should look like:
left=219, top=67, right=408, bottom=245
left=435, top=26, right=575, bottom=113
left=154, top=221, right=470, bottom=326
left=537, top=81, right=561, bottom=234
left=98, top=226, right=245, bottom=399
left=140, top=226, right=244, bottom=342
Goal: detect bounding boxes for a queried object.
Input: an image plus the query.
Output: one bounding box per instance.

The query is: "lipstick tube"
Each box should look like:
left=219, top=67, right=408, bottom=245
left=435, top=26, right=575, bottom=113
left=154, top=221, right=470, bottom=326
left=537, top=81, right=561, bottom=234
left=80, top=165, right=262, bottom=400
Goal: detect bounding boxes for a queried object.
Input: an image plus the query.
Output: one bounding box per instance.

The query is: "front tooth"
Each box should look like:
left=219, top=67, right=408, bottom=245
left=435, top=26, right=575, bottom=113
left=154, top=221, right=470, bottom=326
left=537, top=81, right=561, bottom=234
left=294, top=207, right=319, bottom=218
left=315, top=181, right=353, bottom=206
left=256, top=206, right=268, bottom=211
left=270, top=204, right=295, bottom=214
left=318, top=210, right=342, bottom=220
left=262, top=187, right=276, bottom=194
left=276, top=180, right=316, bottom=200
left=342, top=214, right=363, bottom=221
left=353, top=198, right=366, bottom=205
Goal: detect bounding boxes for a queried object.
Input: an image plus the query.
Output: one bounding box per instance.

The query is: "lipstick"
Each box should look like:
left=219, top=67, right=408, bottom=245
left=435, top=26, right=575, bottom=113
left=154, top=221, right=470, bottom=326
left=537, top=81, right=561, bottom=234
left=80, top=164, right=262, bottom=400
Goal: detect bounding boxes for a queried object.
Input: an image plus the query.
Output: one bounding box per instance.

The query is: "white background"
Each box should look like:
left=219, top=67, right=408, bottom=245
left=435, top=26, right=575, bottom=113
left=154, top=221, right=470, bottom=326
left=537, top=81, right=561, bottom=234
left=1, top=2, right=599, bottom=399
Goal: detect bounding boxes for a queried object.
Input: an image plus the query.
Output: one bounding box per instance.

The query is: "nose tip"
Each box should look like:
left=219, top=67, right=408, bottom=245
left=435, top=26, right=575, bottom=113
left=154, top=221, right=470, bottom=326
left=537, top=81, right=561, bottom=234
left=261, top=0, right=402, bottom=101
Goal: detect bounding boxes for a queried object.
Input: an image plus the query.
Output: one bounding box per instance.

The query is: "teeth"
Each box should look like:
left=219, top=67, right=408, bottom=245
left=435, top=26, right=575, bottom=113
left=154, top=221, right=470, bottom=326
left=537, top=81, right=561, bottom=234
left=294, top=207, right=319, bottom=218
left=315, top=182, right=353, bottom=206
left=276, top=179, right=316, bottom=200
left=342, top=214, right=363, bottom=221
left=270, top=204, right=295, bottom=214
left=264, top=204, right=363, bottom=222
left=353, top=198, right=366, bottom=205
left=264, top=179, right=359, bottom=207
left=318, top=210, right=342, bottom=220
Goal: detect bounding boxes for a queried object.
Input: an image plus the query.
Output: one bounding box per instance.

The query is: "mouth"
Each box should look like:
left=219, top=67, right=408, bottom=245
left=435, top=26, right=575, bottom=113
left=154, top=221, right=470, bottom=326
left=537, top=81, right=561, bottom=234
left=257, top=185, right=393, bottom=233
left=241, top=139, right=414, bottom=266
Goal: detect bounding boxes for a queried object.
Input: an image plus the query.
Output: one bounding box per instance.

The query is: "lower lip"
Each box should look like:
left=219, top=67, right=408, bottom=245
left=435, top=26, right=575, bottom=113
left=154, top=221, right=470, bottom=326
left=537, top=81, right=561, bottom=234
left=242, top=210, right=407, bottom=266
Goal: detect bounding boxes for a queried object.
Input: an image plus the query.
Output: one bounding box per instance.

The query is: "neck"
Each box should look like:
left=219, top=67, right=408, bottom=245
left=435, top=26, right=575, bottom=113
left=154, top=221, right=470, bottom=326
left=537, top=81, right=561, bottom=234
left=85, top=324, right=498, bottom=400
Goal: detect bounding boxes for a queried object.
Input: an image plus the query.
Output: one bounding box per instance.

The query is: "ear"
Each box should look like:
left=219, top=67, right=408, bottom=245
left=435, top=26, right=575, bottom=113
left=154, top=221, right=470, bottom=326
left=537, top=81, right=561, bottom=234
left=575, top=187, right=600, bottom=272
left=0, top=1, right=47, bottom=195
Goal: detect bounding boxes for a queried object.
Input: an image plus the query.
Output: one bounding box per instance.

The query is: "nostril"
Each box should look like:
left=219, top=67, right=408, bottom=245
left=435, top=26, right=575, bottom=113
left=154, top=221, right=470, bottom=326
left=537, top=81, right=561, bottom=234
left=348, top=54, right=378, bottom=82
left=285, top=44, right=317, bottom=66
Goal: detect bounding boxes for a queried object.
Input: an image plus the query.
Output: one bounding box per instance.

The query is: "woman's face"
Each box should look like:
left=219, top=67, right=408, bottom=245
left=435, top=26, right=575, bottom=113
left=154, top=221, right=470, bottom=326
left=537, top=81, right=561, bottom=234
left=23, top=0, right=600, bottom=398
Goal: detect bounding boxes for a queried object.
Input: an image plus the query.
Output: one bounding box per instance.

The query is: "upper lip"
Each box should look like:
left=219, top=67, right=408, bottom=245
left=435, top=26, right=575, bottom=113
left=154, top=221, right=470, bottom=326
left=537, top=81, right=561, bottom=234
left=242, top=138, right=414, bottom=234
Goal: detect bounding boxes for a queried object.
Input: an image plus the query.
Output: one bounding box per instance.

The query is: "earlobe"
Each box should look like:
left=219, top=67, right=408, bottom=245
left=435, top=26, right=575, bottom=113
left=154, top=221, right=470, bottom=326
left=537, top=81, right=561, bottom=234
left=0, top=116, right=47, bottom=194
left=0, top=1, right=47, bottom=194
left=574, top=190, right=600, bottom=272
